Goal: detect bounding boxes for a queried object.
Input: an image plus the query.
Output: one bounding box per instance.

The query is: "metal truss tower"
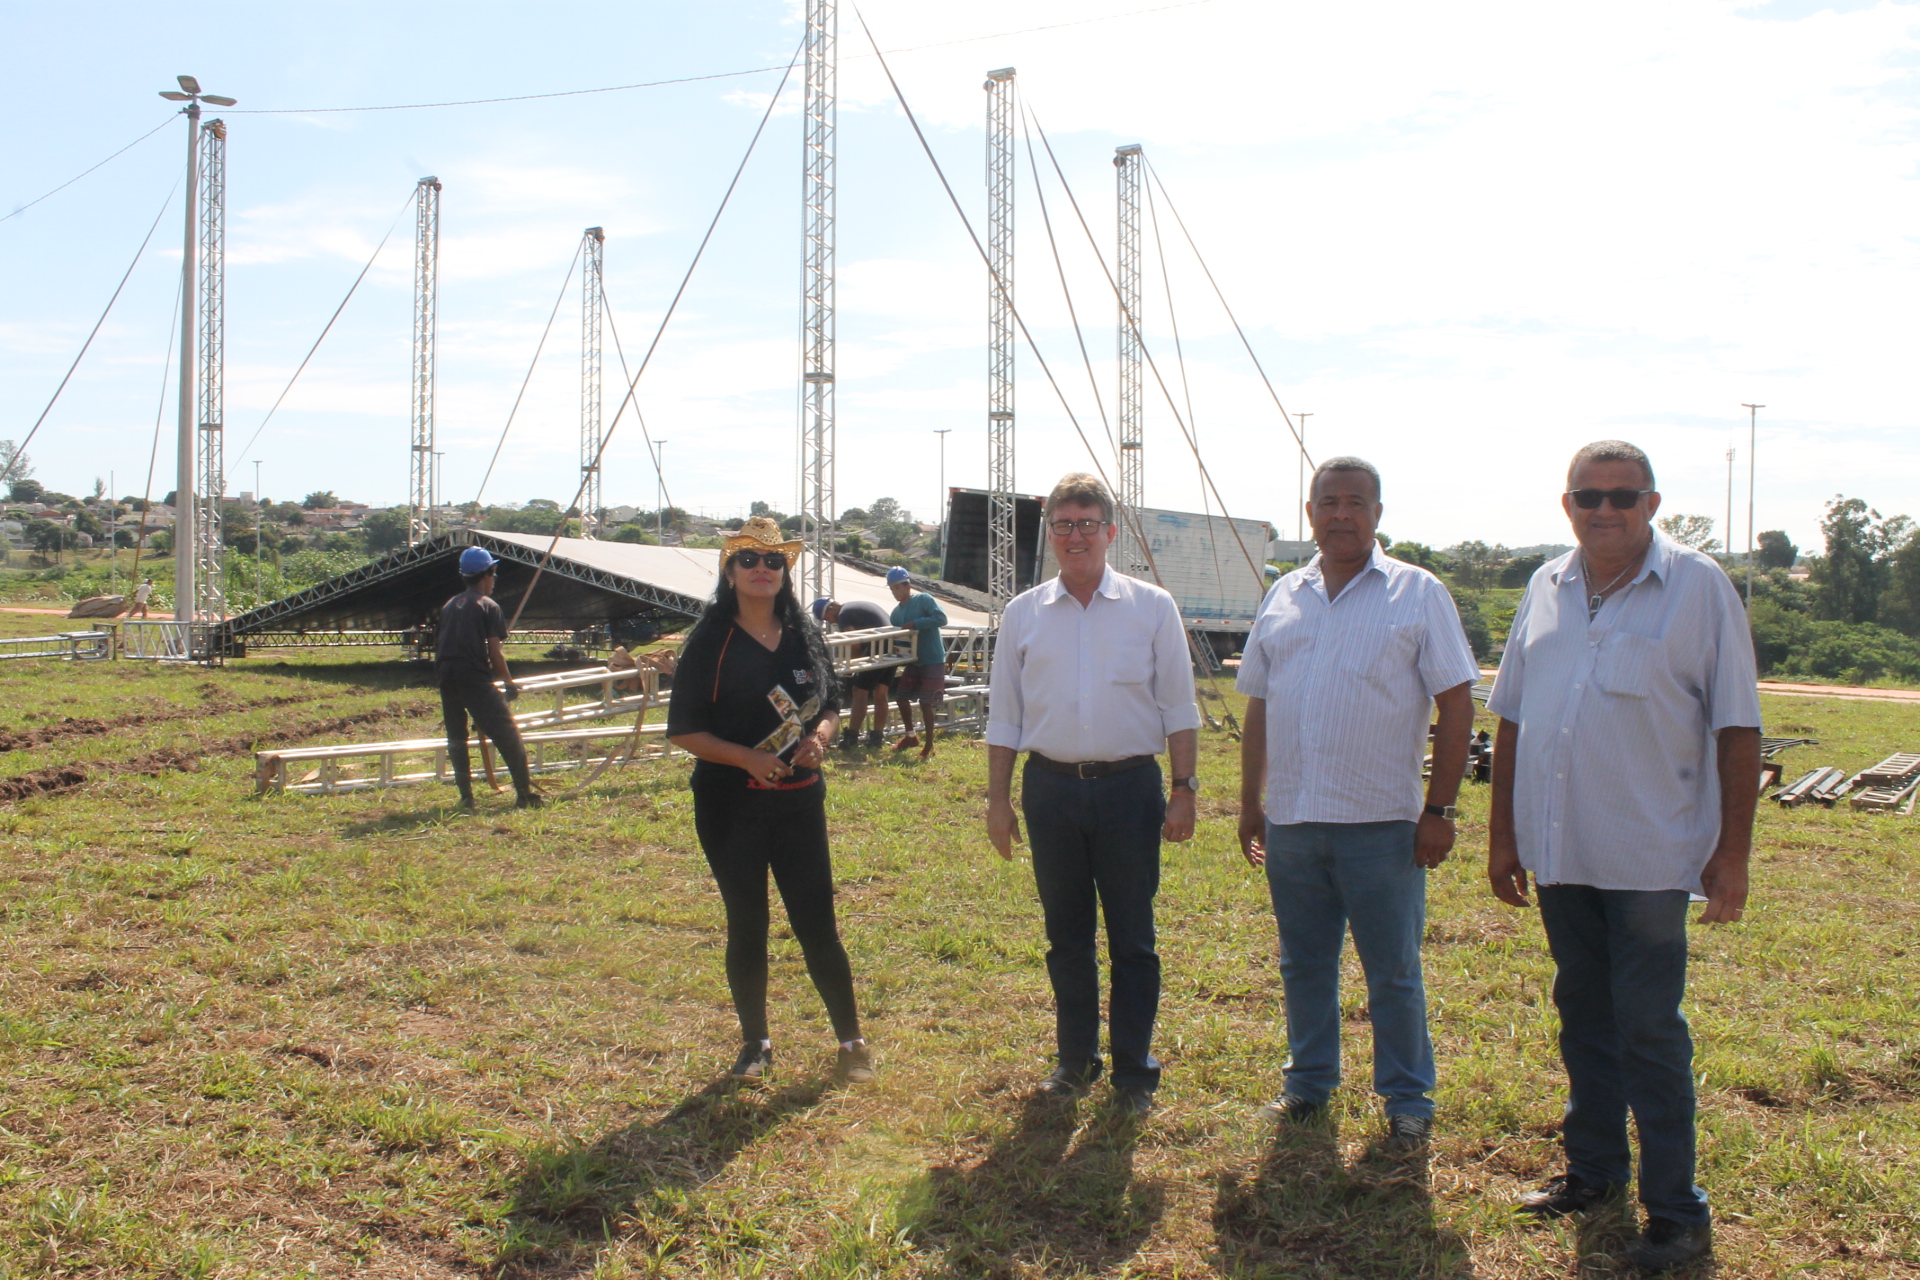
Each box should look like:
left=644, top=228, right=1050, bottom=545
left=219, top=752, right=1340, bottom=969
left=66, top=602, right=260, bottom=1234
left=580, top=227, right=606, bottom=538
left=194, top=117, right=228, bottom=620
left=800, top=0, right=837, bottom=598
left=985, top=68, right=1017, bottom=613
left=1114, top=144, right=1145, bottom=575
left=409, top=177, right=441, bottom=546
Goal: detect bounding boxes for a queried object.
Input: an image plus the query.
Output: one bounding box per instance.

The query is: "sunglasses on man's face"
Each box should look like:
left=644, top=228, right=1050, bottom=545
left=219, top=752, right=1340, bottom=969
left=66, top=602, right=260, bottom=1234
left=1567, top=488, right=1653, bottom=511
left=731, top=550, right=789, bottom=570
left=1048, top=517, right=1109, bottom=536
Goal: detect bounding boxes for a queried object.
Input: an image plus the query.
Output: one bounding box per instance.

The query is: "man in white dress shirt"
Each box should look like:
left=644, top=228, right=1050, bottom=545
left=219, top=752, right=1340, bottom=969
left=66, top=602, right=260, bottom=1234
left=985, top=472, right=1201, bottom=1115
left=1488, top=440, right=1760, bottom=1273
left=1235, top=457, right=1480, bottom=1152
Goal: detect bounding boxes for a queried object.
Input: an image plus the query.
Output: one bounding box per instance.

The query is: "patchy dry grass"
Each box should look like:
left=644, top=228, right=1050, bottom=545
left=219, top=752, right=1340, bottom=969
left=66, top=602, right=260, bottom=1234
left=0, top=637, right=1916, bottom=1278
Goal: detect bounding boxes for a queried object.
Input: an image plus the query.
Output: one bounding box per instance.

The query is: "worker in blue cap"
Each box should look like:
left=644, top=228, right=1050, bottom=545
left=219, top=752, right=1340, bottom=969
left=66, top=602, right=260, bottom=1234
left=886, top=566, right=948, bottom=759
left=436, top=546, right=541, bottom=809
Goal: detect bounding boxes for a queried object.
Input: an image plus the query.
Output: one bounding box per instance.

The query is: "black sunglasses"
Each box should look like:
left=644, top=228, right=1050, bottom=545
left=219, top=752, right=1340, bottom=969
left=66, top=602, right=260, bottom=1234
left=731, top=549, right=789, bottom=570
left=1567, top=488, right=1653, bottom=510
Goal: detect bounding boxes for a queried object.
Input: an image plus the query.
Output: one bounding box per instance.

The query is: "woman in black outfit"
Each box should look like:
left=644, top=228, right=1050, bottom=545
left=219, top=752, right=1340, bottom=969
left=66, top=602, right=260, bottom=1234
left=667, top=518, right=873, bottom=1084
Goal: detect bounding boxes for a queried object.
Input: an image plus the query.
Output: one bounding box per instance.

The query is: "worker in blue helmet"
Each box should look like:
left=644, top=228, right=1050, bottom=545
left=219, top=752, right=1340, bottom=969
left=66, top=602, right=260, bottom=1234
left=436, top=545, right=541, bottom=810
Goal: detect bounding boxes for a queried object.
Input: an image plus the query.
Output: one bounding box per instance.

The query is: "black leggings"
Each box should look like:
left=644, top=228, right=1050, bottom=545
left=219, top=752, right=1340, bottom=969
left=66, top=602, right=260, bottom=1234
left=691, top=775, right=861, bottom=1044
left=439, top=669, right=533, bottom=796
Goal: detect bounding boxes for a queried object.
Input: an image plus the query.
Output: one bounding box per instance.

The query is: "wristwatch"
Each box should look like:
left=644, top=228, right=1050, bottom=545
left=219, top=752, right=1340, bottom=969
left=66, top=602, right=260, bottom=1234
left=1171, top=775, right=1201, bottom=794
left=1423, top=803, right=1456, bottom=820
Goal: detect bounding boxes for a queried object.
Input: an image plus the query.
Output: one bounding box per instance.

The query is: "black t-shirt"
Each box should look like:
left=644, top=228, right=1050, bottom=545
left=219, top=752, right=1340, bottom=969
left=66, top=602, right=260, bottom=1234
left=668, top=621, right=839, bottom=788
left=436, top=589, right=507, bottom=677
left=835, top=600, right=889, bottom=631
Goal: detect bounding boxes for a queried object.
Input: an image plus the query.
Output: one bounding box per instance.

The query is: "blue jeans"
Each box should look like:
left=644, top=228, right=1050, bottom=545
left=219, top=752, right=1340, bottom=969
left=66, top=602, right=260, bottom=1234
left=1022, top=759, right=1165, bottom=1091
left=1538, top=884, right=1709, bottom=1227
left=1264, top=820, right=1434, bottom=1118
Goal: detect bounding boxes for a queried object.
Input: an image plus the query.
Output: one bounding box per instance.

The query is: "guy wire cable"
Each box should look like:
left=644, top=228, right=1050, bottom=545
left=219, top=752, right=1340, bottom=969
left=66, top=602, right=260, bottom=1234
left=855, top=8, right=1236, bottom=730
left=504, top=31, right=806, bottom=635
left=1144, top=153, right=1307, bottom=459
left=1025, top=112, right=1266, bottom=592
left=472, top=242, right=585, bottom=506
left=2, top=116, right=175, bottom=224
left=4, top=178, right=179, bottom=488
left=129, top=271, right=185, bottom=588
left=233, top=186, right=419, bottom=462
left=600, top=287, right=674, bottom=518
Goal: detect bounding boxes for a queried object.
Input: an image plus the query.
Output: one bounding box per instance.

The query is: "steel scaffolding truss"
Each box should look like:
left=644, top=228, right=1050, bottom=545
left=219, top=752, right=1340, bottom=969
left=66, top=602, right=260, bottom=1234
left=1114, top=144, right=1144, bottom=576
left=409, top=177, right=441, bottom=546
left=985, top=68, right=1017, bottom=613
left=580, top=227, right=605, bottom=538
left=800, top=0, right=837, bottom=599
left=194, top=118, right=227, bottom=620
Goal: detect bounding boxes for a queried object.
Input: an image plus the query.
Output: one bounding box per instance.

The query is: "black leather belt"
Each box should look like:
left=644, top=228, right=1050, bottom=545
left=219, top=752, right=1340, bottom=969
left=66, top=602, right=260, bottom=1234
left=1027, top=752, right=1155, bottom=780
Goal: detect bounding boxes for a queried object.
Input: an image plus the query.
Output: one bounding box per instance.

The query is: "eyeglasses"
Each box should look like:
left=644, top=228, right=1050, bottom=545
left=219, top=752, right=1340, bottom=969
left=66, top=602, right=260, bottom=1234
left=1048, top=517, right=1109, bottom=536
left=1567, top=488, right=1653, bottom=510
left=731, top=549, right=789, bottom=570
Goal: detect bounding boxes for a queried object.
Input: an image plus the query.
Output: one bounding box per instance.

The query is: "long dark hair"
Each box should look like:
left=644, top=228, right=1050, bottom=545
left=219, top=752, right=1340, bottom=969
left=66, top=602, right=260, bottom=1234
left=689, top=554, right=839, bottom=704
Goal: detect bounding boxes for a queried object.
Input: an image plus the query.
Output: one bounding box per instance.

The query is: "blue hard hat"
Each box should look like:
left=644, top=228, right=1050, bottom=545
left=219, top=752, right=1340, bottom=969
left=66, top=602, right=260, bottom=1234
left=810, top=596, right=833, bottom=621
left=885, top=567, right=911, bottom=585
left=459, top=546, right=500, bottom=575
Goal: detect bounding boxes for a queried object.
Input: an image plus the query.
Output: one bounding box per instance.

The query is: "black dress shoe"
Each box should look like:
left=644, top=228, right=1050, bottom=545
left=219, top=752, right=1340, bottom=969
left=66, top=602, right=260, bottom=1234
left=1518, top=1173, right=1626, bottom=1219
left=1384, top=1113, right=1431, bottom=1153
left=1035, top=1064, right=1100, bottom=1099
left=1627, top=1217, right=1711, bottom=1271
left=1111, top=1086, right=1154, bottom=1116
left=1255, top=1094, right=1325, bottom=1125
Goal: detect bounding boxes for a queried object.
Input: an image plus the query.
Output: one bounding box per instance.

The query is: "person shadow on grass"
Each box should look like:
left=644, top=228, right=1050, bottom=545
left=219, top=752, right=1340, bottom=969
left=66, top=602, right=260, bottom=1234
left=1212, top=1113, right=1473, bottom=1277
left=898, top=1088, right=1167, bottom=1277
left=498, top=1073, right=828, bottom=1275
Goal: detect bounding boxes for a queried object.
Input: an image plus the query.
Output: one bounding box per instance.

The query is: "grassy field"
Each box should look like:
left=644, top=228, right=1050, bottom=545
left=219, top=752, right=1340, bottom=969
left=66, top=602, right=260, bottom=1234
left=0, top=611, right=1916, bottom=1278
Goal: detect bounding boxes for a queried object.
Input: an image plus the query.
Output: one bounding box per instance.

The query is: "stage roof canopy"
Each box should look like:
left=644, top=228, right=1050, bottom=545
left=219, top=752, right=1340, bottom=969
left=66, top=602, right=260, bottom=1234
left=222, top=530, right=991, bottom=638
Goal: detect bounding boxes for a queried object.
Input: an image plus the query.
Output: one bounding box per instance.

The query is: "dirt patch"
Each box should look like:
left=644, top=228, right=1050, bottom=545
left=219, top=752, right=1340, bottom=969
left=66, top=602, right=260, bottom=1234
left=0, top=692, right=330, bottom=754
left=0, top=763, right=90, bottom=802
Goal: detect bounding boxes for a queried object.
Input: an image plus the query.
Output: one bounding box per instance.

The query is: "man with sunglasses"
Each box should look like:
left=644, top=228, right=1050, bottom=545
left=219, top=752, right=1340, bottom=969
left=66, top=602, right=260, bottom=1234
left=1235, top=456, right=1479, bottom=1154
left=985, top=472, right=1200, bottom=1116
left=1487, top=440, right=1760, bottom=1272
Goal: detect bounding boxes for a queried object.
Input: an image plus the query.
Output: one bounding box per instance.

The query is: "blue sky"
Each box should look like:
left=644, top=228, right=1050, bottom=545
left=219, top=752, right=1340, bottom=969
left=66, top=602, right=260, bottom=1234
left=4, top=0, right=1917, bottom=553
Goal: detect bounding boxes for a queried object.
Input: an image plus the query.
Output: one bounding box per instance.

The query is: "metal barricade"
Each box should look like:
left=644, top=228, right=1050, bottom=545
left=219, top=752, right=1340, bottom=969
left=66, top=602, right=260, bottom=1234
left=121, top=620, right=215, bottom=662
left=0, top=631, right=113, bottom=662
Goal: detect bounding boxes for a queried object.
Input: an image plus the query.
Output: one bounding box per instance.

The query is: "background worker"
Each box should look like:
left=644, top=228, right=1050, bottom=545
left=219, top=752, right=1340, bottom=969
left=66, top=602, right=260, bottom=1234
left=886, top=567, right=948, bottom=759
left=812, top=596, right=894, bottom=749
left=436, top=546, right=540, bottom=811
left=984, top=473, right=1200, bottom=1116
left=1235, top=457, right=1479, bottom=1154
left=669, top=519, right=874, bottom=1086
left=1488, top=440, right=1761, bottom=1273
left=128, top=576, right=153, bottom=618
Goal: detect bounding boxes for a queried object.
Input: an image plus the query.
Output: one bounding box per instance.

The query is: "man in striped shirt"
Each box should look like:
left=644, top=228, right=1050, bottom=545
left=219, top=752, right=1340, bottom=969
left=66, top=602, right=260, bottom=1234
left=1236, top=457, right=1480, bottom=1152
left=1488, top=440, right=1760, bottom=1272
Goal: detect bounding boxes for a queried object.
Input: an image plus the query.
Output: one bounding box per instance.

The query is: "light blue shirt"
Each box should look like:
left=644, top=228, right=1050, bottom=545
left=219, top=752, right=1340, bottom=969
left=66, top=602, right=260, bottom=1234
left=1236, top=544, right=1480, bottom=824
left=1487, top=533, right=1762, bottom=893
left=986, top=566, right=1202, bottom=762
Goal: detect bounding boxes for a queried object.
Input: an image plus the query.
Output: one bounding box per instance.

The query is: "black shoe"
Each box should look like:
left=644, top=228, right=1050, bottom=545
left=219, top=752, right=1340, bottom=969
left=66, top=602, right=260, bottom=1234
left=1035, top=1064, right=1100, bottom=1099
left=864, top=729, right=883, bottom=748
left=514, top=791, right=545, bottom=810
left=729, top=1042, right=772, bottom=1081
left=1255, top=1094, right=1325, bottom=1125
left=838, top=730, right=857, bottom=751
left=1627, top=1217, right=1711, bottom=1271
left=1519, top=1173, right=1626, bottom=1219
left=455, top=793, right=476, bottom=812
left=1112, top=1086, right=1154, bottom=1116
left=835, top=1041, right=875, bottom=1084
left=1385, top=1113, right=1431, bottom=1153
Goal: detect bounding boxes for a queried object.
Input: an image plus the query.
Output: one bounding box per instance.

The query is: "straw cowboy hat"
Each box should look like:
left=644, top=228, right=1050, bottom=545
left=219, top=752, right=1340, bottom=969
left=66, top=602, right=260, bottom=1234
left=722, top=516, right=804, bottom=560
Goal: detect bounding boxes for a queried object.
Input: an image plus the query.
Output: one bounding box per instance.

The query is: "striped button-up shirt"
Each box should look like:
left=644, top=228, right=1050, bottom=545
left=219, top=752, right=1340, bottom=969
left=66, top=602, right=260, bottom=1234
left=1487, top=533, right=1762, bottom=893
left=985, top=566, right=1201, bottom=762
left=1237, top=544, right=1480, bottom=824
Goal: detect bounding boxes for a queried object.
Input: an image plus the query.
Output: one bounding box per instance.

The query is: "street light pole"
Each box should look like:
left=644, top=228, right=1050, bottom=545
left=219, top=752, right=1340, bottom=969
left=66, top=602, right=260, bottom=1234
left=934, top=428, right=951, bottom=566
left=1295, top=412, right=1312, bottom=541
left=654, top=440, right=668, bottom=542
left=156, top=75, right=236, bottom=623
left=252, top=459, right=263, bottom=594
left=1741, top=403, right=1763, bottom=607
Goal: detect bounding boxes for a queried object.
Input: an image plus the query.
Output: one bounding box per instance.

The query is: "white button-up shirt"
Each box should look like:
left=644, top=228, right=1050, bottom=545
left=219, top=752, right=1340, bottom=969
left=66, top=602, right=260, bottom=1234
left=986, top=566, right=1202, bottom=762
left=1236, top=544, right=1480, bottom=824
left=1487, top=533, right=1762, bottom=893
